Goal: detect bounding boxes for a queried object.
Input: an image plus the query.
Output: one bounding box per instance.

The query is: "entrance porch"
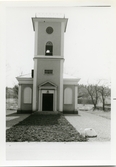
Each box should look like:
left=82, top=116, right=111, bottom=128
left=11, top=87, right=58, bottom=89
left=38, top=81, right=57, bottom=112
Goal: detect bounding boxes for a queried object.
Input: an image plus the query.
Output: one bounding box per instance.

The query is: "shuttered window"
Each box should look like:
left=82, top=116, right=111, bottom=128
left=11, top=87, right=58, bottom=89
left=44, top=70, right=53, bottom=74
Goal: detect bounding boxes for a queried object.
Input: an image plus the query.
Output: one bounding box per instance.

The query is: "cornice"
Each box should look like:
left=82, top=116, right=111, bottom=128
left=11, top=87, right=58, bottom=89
left=33, top=56, right=64, bottom=60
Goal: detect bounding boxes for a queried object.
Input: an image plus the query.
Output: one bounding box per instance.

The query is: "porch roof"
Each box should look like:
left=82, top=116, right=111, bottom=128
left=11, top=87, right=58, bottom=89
left=16, top=73, right=80, bottom=85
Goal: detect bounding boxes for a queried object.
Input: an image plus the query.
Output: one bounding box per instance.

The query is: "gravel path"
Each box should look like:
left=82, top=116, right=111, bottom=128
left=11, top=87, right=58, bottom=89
left=64, top=111, right=111, bottom=142
left=6, top=113, right=87, bottom=142
left=6, top=110, right=30, bottom=130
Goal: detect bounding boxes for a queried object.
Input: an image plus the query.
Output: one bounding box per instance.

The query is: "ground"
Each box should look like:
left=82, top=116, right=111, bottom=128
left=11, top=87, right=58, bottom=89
left=65, top=112, right=111, bottom=142
left=6, top=99, right=111, bottom=142
left=6, top=110, right=30, bottom=130
left=6, top=112, right=87, bottom=142
left=65, top=105, right=111, bottom=142
left=78, top=104, right=111, bottom=119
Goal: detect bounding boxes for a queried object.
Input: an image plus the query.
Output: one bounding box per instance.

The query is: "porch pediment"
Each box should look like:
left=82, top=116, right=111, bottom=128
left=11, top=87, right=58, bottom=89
left=39, top=81, right=57, bottom=89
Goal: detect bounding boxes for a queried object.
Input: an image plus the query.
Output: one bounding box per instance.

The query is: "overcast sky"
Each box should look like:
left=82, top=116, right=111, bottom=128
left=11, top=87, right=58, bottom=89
left=5, top=3, right=115, bottom=87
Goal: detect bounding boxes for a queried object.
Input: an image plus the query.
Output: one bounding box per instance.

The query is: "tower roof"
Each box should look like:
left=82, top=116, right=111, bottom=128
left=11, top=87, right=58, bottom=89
left=32, top=13, right=68, bottom=32
left=35, top=13, right=65, bottom=18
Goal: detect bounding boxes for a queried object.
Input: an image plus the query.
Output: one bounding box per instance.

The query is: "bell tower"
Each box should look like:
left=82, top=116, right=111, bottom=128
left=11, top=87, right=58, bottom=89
left=32, top=15, right=68, bottom=112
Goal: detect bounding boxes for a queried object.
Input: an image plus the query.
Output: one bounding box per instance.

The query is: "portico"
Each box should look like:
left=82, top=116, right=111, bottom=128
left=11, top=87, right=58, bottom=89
left=38, top=81, right=57, bottom=111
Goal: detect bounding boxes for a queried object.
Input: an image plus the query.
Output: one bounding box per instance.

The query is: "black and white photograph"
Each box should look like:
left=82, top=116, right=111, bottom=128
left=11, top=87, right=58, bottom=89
left=0, top=0, right=116, bottom=165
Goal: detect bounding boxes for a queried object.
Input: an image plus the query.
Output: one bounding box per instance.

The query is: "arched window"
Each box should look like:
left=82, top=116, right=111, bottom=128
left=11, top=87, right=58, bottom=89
left=64, top=87, right=72, bottom=104
left=45, top=41, right=53, bottom=56
left=24, top=87, right=32, bottom=103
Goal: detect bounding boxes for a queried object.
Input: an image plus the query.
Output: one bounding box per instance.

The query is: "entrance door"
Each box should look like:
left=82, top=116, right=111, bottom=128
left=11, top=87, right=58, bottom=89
left=42, top=94, right=53, bottom=111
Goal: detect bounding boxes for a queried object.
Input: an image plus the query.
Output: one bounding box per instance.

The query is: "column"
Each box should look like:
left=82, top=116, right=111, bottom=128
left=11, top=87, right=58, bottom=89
left=18, top=84, right=21, bottom=110
left=74, top=85, right=78, bottom=111
left=54, top=89, right=57, bottom=111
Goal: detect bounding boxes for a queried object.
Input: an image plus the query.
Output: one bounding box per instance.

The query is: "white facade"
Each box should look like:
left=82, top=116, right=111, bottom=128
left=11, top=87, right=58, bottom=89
left=16, top=15, right=80, bottom=113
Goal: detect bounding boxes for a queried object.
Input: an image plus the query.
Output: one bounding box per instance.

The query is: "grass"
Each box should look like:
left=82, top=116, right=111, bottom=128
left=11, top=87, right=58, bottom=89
left=6, top=113, right=87, bottom=142
left=85, top=109, right=111, bottom=119
left=78, top=104, right=111, bottom=119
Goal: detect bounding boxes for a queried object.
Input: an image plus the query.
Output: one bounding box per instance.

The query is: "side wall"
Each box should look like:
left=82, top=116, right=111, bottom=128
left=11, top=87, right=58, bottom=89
left=63, top=84, right=78, bottom=113
left=19, top=84, right=33, bottom=112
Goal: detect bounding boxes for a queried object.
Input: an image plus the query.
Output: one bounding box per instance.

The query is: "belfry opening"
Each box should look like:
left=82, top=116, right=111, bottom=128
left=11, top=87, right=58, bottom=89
left=45, top=41, right=53, bottom=56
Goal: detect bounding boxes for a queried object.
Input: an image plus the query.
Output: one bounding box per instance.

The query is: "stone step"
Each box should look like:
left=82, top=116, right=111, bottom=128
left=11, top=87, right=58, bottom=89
left=33, top=111, right=61, bottom=115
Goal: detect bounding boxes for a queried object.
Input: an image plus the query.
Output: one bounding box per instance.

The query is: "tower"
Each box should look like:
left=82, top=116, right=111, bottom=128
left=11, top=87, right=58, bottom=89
left=16, top=14, right=80, bottom=114
left=32, top=15, right=68, bottom=112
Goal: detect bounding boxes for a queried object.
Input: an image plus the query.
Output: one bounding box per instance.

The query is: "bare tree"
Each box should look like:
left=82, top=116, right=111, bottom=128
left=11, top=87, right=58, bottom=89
left=84, top=79, right=111, bottom=111
left=13, top=85, right=19, bottom=98
left=84, top=84, right=100, bottom=110
left=98, top=85, right=111, bottom=111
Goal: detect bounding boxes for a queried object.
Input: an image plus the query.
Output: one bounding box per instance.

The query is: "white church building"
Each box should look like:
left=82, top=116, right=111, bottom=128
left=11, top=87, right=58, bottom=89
left=16, top=14, right=80, bottom=113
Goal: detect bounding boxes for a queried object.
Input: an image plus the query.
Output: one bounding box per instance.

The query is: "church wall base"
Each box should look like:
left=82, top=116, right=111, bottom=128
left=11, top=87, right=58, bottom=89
left=17, top=110, right=33, bottom=114
left=63, top=110, right=78, bottom=114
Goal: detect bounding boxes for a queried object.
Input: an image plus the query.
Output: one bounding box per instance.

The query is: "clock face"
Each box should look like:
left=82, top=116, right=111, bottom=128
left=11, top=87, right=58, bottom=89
left=46, top=27, right=53, bottom=34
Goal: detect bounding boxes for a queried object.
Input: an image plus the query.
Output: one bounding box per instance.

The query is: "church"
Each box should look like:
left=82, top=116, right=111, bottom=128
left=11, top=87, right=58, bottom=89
left=16, top=14, right=80, bottom=113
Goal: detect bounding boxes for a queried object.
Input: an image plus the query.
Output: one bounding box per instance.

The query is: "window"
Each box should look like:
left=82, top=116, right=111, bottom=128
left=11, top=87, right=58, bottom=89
left=45, top=41, right=53, bottom=56
left=24, top=87, right=32, bottom=103
left=46, top=27, right=54, bottom=34
left=64, top=87, right=72, bottom=104
left=44, top=70, right=53, bottom=74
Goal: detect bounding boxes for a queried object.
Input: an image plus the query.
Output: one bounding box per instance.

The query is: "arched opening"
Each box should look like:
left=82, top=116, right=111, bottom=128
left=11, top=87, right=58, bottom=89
left=45, top=41, right=53, bottom=56
left=64, top=87, right=72, bottom=104
left=23, top=87, right=32, bottom=104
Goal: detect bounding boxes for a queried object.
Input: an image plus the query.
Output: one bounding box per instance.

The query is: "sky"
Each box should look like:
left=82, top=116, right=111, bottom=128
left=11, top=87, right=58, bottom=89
left=5, top=2, right=115, bottom=87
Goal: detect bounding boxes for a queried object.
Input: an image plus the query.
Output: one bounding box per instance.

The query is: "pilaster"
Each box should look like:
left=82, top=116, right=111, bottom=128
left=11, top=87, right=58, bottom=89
left=74, top=86, right=78, bottom=110
left=32, top=59, right=38, bottom=111
left=34, top=21, right=39, bottom=56
left=61, top=22, right=65, bottom=57
left=59, top=59, right=63, bottom=111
